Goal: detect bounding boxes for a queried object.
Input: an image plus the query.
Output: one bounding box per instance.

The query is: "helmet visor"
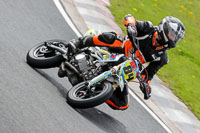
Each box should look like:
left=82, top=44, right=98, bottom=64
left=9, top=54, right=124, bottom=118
left=167, top=22, right=185, bottom=43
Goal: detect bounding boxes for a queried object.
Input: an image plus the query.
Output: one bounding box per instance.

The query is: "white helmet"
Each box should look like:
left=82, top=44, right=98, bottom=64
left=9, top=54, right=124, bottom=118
left=158, top=16, right=185, bottom=49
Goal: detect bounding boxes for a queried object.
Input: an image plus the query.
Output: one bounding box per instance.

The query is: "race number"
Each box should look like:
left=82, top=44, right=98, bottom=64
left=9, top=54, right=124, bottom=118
left=123, top=64, right=134, bottom=81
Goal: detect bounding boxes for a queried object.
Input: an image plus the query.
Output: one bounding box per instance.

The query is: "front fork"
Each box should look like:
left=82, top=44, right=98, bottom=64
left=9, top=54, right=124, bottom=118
left=87, top=71, right=113, bottom=88
left=86, top=68, right=125, bottom=93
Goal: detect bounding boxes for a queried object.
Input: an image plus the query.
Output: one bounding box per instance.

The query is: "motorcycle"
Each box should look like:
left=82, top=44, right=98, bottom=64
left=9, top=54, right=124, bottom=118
left=26, top=30, right=150, bottom=109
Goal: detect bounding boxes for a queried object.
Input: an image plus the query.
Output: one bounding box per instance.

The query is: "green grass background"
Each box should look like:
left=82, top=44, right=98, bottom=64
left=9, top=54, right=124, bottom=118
left=109, top=0, right=200, bottom=119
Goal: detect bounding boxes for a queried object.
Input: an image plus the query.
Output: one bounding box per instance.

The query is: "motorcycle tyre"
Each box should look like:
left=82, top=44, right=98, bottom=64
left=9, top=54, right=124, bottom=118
left=67, top=81, right=113, bottom=108
left=26, top=40, right=66, bottom=68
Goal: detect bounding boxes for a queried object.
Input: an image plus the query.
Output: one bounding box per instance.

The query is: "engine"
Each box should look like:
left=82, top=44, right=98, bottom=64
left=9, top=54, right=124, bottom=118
left=74, top=53, right=88, bottom=72
left=70, top=52, right=102, bottom=80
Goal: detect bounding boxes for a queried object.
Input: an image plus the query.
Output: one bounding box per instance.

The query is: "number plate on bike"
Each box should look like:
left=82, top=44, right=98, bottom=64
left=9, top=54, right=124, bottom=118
left=120, top=60, right=136, bottom=81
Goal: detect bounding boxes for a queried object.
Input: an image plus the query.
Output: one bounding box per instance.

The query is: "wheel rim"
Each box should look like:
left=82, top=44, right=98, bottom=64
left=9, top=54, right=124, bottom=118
left=73, top=84, right=105, bottom=100
left=33, top=41, right=66, bottom=58
left=33, top=46, right=51, bottom=57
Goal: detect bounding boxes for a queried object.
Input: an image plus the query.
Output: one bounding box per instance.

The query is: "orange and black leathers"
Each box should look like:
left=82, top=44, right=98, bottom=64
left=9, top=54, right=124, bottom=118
left=81, top=32, right=125, bottom=53
left=81, top=32, right=134, bottom=58
left=135, top=20, right=169, bottom=81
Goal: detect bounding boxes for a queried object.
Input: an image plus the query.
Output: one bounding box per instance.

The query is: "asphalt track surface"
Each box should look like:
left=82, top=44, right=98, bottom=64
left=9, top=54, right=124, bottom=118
left=0, top=0, right=167, bottom=133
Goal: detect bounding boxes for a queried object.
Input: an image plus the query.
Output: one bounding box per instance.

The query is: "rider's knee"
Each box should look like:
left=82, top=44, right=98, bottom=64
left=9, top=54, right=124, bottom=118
left=98, top=32, right=117, bottom=44
left=160, top=52, right=169, bottom=66
left=161, top=56, right=169, bottom=66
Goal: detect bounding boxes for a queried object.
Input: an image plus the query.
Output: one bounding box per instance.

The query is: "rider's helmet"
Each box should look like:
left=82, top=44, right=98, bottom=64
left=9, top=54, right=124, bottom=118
left=158, top=16, right=185, bottom=49
left=84, top=29, right=101, bottom=37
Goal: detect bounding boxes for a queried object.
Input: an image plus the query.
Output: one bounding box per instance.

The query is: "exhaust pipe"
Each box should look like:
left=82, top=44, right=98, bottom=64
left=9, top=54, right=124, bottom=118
left=64, top=61, right=81, bottom=77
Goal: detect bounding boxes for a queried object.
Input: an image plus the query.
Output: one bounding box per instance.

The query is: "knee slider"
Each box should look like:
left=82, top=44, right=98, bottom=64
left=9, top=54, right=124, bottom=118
left=98, top=32, right=116, bottom=44
left=162, top=58, right=169, bottom=65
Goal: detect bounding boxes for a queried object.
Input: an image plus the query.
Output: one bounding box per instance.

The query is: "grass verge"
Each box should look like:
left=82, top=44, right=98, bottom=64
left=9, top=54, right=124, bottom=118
left=109, top=0, right=200, bottom=119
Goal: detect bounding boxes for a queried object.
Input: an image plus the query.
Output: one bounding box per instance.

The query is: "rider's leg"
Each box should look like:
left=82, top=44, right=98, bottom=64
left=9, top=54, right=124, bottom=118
left=139, top=52, right=169, bottom=98
left=68, top=32, right=124, bottom=54
left=141, top=51, right=169, bottom=83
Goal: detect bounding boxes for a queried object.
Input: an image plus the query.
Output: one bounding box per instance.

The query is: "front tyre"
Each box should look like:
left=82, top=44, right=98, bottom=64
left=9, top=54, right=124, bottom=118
left=67, top=81, right=113, bottom=108
left=26, top=39, right=67, bottom=68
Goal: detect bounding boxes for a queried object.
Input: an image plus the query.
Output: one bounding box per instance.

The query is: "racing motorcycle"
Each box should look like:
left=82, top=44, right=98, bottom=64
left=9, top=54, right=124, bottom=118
left=26, top=31, right=150, bottom=109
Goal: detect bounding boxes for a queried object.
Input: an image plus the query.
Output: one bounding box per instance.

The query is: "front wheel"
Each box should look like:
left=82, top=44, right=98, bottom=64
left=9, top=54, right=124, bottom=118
left=66, top=81, right=113, bottom=108
left=26, top=39, right=67, bottom=68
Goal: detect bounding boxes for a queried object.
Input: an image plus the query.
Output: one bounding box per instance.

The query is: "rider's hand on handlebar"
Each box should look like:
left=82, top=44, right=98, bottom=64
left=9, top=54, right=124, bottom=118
left=127, top=25, right=137, bottom=36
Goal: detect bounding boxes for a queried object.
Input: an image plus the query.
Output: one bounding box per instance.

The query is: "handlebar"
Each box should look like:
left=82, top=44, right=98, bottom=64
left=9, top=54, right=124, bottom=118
left=45, top=42, right=67, bottom=54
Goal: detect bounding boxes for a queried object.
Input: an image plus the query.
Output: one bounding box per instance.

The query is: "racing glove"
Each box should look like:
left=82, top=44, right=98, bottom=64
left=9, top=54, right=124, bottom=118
left=123, top=14, right=138, bottom=37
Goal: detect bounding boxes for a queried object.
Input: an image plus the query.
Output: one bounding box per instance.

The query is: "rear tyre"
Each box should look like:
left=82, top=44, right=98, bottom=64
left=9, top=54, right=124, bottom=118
left=26, top=39, right=67, bottom=68
left=67, top=81, right=113, bottom=108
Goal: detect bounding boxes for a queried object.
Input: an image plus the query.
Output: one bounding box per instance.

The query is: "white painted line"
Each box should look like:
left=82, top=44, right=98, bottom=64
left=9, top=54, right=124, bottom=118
left=129, top=89, right=173, bottom=133
left=53, top=0, right=82, bottom=37
left=102, top=0, right=111, bottom=6
left=54, top=0, right=172, bottom=133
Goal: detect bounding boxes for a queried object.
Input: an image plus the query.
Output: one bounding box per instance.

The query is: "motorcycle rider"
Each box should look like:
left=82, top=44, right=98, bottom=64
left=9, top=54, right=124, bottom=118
left=60, top=15, right=185, bottom=110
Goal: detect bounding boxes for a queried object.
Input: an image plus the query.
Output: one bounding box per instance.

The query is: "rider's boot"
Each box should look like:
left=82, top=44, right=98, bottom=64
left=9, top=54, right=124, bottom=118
left=140, top=74, right=152, bottom=99
left=58, top=62, right=67, bottom=78
left=58, top=38, right=83, bottom=77
left=67, top=39, right=82, bottom=54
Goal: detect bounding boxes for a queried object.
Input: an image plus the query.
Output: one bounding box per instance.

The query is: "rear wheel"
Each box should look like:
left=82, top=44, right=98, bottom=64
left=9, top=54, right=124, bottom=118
left=26, top=39, right=67, bottom=68
left=67, top=81, right=113, bottom=108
